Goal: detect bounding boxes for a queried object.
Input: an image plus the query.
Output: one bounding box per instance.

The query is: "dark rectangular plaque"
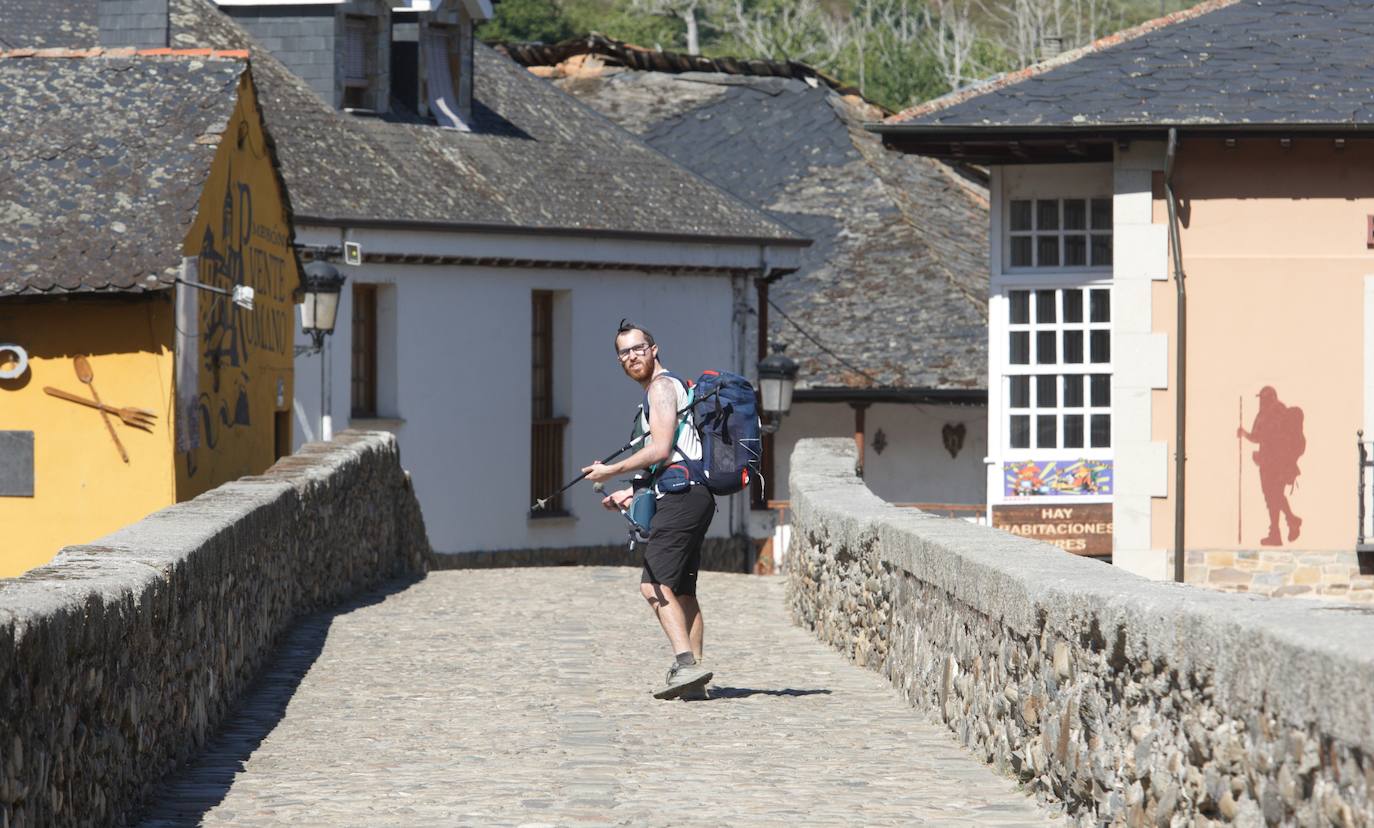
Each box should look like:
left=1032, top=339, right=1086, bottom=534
left=992, top=503, right=1112, bottom=557
left=0, top=431, right=34, bottom=497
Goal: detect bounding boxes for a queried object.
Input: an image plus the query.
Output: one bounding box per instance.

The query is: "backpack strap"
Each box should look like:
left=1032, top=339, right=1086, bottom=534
left=644, top=372, right=694, bottom=480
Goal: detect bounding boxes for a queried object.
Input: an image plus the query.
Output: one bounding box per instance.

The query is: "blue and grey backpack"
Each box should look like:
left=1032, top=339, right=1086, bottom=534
left=641, top=370, right=763, bottom=497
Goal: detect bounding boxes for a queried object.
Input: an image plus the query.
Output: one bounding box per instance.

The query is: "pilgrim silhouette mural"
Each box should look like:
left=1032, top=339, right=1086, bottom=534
left=1236, top=386, right=1305, bottom=546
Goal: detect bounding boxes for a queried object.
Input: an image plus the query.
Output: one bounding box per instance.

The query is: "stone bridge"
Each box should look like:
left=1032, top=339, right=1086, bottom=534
left=0, top=433, right=1053, bottom=827
left=6, top=435, right=1370, bottom=827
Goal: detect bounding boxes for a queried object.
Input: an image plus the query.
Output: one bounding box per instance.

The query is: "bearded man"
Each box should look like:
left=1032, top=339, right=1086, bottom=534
left=582, top=319, right=715, bottom=700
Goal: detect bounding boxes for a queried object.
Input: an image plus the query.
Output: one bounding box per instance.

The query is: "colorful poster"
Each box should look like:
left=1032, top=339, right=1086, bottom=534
left=1004, top=459, right=1113, bottom=498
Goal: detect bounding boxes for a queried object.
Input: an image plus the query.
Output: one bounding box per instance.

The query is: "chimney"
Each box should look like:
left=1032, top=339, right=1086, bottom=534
left=1040, top=35, right=1064, bottom=60
left=99, top=0, right=170, bottom=49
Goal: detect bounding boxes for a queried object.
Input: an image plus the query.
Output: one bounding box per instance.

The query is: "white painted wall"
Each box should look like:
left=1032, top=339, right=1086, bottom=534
left=771, top=401, right=988, bottom=505
left=293, top=260, right=750, bottom=554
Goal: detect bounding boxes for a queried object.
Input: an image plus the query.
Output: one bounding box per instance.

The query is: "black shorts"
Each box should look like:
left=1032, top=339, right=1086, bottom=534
left=641, top=484, right=715, bottom=596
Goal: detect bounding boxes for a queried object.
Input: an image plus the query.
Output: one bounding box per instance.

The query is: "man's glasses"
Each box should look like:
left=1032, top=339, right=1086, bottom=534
left=617, top=343, right=651, bottom=361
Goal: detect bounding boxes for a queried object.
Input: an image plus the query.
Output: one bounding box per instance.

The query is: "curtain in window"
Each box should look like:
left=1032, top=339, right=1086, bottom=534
left=344, top=19, right=370, bottom=84
left=422, top=29, right=467, bottom=130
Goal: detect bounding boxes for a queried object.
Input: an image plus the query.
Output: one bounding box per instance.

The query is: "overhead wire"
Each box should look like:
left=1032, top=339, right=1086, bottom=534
left=765, top=297, right=885, bottom=387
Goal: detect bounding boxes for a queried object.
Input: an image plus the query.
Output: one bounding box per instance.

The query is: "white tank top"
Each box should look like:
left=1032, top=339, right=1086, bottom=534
left=639, top=373, right=701, bottom=466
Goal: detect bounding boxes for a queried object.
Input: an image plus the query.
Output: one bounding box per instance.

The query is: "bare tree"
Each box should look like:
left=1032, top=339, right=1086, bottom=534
left=634, top=0, right=707, bottom=54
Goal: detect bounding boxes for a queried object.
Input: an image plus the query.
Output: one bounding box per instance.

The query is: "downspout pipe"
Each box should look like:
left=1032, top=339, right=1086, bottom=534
left=1165, top=128, right=1187, bottom=583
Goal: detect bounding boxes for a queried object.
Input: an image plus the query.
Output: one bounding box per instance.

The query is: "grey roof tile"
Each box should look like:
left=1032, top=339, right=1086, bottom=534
left=891, top=0, right=1374, bottom=130
left=4, top=0, right=802, bottom=243
left=554, top=68, right=989, bottom=391
left=0, top=53, right=244, bottom=297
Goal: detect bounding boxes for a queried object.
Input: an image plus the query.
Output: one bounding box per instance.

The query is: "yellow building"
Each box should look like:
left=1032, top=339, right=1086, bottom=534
left=0, top=51, right=299, bottom=576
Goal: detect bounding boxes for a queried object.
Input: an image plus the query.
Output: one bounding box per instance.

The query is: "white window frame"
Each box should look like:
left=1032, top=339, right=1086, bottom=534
left=1002, top=284, right=1114, bottom=455
left=988, top=164, right=1115, bottom=506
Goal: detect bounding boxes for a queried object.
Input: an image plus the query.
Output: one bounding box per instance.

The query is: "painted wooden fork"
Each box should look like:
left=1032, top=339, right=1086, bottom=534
left=43, top=386, right=158, bottom=431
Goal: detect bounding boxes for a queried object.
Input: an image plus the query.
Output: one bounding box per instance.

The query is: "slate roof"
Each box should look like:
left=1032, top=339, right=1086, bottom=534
left=544, top=62, right=989, bottom=391
left=3, top=0, right=804, bottom=245
left=0, top=0, right=96, bottom=49
left=0, top=51, right=247, bottom=297
left=885, top=0, right=1374, bottom=131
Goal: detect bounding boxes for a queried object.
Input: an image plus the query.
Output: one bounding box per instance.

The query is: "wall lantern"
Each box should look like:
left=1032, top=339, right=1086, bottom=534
left=757, top=344, right=798, bottom=433
left=298, top=260, right=347, bottom=442
left=299, top=260, right=347, bottom=352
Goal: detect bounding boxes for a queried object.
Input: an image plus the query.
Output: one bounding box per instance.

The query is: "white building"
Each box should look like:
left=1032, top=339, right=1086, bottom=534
left=175, top=1, right=807, bottom=562
left=508, top=40, right=993, bottom=563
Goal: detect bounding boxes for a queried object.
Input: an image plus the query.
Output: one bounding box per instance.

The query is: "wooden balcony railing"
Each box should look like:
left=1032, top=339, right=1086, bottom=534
left=531, top=417, right=569, bottom=516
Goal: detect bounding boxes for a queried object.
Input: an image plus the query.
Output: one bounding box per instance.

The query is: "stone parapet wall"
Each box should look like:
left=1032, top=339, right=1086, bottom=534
left=1186, top=549, right=1374, bottom=600
left=430, top=537, right=750, bottom=573
left=0, top=431, right=430, bottom=828
left=787, top=438, right=1374, bottom=827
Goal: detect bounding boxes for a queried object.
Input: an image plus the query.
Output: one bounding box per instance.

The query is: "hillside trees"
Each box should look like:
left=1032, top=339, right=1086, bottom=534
left=480, top=0, right=1192, bottom=110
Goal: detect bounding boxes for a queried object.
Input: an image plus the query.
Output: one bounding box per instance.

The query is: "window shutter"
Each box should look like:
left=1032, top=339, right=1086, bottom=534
left=345, top=18, right=369, bottom=84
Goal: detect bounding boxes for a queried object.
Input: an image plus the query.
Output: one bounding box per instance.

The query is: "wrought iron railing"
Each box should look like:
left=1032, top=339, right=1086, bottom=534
left=1359, top=432, right=1374, bottom=553
left=531, top=417, right=569, bottom=516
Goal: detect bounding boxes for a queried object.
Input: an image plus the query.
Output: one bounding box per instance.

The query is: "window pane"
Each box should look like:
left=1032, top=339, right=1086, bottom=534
left=1091, top=234, right=1112, bottom=267
left=1090, top=374, right=1111, bottom=406
left=1090, top=330, right=1110, bottom=363
left=1063, top=414, right=1084, bottom=448
left=1036, top=375, right=1056, bottom=408
left=1035, top=289, right=1056, bottom=323
left=1037, top=415, right=1058, bottom=448
left=1009, top=290, right=1030, bottom=323
left=1010, top=200, right=1032, bottom=231
left=1009, top=375, right=1030, bottom=408
left=1010, top=415, right=1030, bottom=449
left=1063, top=199, right=1086, bottom=230
left=1010, top=331, right=1030, bottom=364
left=1036, top=199, right=1059, bottom=231
left=1037, top=235, right=1060, bottom=267
left=1063, top=330, right=1084, bottom=363
left=1036, top=331, right=1056, bottom=364
left=1064, top=235, right=1087, bottom=266
left=1063, top=374, right=1084, bottom=407
left=1062, top=289, right=1083, bottom=322
left=1091, top=414, right=1111, bottom=447
left=1090, top=288, right=1110, bottom=322
left=1010, top=236, right=1033, bottom=267
left=1091, top=198, right=1112, bottom=229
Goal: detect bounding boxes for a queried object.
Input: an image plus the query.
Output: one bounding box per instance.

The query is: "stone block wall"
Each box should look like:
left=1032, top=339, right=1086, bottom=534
left=223, top=4, right=338, bottom=103
left=0, top=431, right=429, bottom=828
left=1186, top=549, right=1374, bottom=601
left=98, top=0, right=169, bottom=48
left=787, top=438, right=1374, bottom=827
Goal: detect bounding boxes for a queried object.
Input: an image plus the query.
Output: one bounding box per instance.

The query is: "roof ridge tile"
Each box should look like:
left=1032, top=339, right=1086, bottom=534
left=0, top=46, right=248, bottom=60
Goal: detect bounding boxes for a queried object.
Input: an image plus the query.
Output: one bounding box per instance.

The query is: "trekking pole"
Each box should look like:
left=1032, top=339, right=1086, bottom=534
left=530, top=435, right=645, bottom=512
left=527, top=386, right=718, bottom=513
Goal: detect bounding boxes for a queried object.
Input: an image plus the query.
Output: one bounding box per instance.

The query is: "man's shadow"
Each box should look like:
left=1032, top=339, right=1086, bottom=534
left=694, top=687, right=832, bottom=701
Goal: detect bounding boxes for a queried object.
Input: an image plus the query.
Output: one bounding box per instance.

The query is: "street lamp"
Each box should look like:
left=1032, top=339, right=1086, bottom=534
left=299, top=261, right=346, bottom=351
left=757, top=345, right=798, bottom=434
left=298, top=261, right=346, bottom=441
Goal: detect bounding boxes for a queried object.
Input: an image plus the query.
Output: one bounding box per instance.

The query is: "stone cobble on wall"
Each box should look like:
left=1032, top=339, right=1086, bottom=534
left=0, top=430, right=429, bottom=828
left=787, top=438, right=1374, bottom=828
left=1186, top=549, right=1374, bottom=601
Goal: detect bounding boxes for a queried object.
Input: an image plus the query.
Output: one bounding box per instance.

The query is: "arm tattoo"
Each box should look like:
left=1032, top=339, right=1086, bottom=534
left=648, top=377, right=677, bottom=419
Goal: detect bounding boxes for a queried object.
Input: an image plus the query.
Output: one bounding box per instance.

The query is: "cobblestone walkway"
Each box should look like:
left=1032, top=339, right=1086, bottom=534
left=140, top=568, right=1058, bottom=826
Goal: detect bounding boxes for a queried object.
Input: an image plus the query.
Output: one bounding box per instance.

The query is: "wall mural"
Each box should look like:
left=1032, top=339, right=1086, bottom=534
left=1236, top=386, right=1305, bottom=546
left=1004, top=458, right=1113, bottom=498
left=179, top=73, right=298, bottom=495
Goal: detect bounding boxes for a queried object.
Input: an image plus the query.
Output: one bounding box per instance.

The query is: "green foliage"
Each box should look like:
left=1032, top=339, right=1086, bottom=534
left=485, top=0, right=1200, bottom=108
left=563, top=0, right=685, bottom=50
left=478, top=0, right=576, bottom=44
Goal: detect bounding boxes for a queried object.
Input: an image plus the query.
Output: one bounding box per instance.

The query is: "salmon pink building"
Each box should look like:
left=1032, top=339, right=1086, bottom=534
left=876, top=0, right=1374, bottom=599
